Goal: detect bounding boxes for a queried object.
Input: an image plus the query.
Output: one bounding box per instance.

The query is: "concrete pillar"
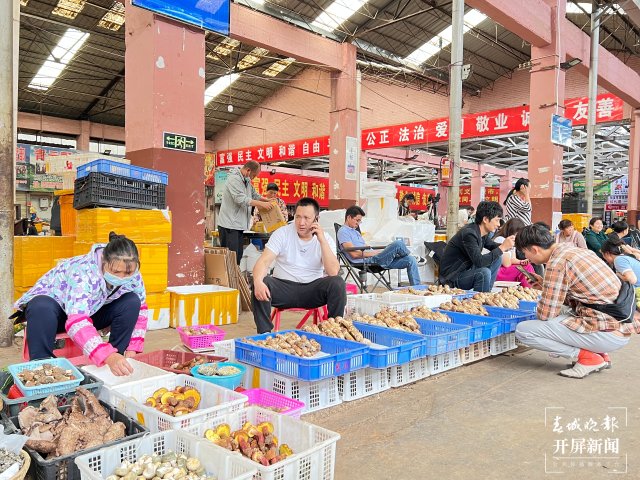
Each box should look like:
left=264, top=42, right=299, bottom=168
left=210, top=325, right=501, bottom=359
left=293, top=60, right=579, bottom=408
left=470, top=165, right=485, bottom=207
left=528, top=0, right=566, bottom=225
left=125, top=5, right=206, bottom=286
left=500, top=170, right=516, bottom=208
left=77, top=120, right=91, bottom=151
left=328, top=43, right=358, bottom=210
left=627, top=110, right=640, bottom=226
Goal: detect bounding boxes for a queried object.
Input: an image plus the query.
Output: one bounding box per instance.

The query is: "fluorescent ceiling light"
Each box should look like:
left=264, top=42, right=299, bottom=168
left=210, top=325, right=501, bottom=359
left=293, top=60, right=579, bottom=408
left=98, top=1, right=125, bottom=31
left=405, top=9, right=488, bottom=66
left=311, top=0, right=369, bottom=32
left=20, top=0, right=29, bottom=6
left=237, top=47, right=269, bottom=70
left=52, top=0, right=86, bottom=20
left=213, top=38, right=241, bottom=57
left=263, top=58, right=295, bottom=77
left=204, top=73, right=240, bottom=106
left=28, top=28, right=89, bottom=91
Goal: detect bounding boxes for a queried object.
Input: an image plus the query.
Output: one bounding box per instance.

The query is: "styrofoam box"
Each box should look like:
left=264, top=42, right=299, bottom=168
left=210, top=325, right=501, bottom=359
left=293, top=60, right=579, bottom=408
left=74, top=429, right=257, bottom=480
left=81, top=359, right=174, bottom=403
left=260, top=371, right=342, bottom=414
left=167, top=285, right=239, bottom=327
left=338, top=367, right=390, bottom=401
left=109, top=374, right=247, bottom=432
left=460, top=341, right=491, bottom=365
left=383, top=291, right=452, bottom=309
left=186, top=406, right=341, bottom=480
left=387, top=357, right=430, bottom=388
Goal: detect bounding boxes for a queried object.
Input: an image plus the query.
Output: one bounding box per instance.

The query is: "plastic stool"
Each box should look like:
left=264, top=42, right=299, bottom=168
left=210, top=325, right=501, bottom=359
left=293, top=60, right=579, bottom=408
left=271, top=306, right=328, bottom=332
left=345, top=283, right=358, bottom=295
left=22, top=330, right=86, bottom=366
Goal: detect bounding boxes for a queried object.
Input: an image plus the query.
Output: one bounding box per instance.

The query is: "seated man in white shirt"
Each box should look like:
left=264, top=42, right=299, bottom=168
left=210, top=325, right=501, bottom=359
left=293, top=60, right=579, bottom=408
left=252, top=197, right=346, bottom=333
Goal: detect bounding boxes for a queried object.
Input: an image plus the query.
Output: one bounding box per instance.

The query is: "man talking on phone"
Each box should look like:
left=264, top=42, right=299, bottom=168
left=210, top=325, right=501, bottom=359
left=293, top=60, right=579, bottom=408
left=251, top=197, right=347, bottom=333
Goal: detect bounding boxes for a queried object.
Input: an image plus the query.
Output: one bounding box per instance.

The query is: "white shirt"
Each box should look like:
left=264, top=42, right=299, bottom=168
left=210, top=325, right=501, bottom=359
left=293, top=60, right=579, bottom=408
left=265, top=223, right=336, bottom=283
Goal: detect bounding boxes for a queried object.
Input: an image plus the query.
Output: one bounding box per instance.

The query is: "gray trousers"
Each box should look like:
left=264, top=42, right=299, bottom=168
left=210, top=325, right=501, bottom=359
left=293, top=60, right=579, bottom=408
left=515, top=312, right=629, bottom=359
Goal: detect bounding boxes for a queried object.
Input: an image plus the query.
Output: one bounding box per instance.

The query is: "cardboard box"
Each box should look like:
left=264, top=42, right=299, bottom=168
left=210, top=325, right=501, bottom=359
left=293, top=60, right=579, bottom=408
left=205, top=252, right=230, bottom=286
left=258, top=202, right=287, bottom=233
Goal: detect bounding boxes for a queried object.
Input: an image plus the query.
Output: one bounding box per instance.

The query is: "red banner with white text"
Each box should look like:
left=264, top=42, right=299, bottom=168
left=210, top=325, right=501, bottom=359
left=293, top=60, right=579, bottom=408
left=396, top=186, right=437, bottom=210
left=251, top=172, right=329, bottom=207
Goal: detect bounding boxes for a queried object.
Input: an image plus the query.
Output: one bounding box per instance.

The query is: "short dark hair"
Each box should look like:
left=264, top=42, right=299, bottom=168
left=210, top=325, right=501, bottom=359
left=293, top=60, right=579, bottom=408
left=589, top=216, right=603, bottom=227
left=534, top=221, right=551, bottom=231
left=103, top=231, right=140, bottom=274
left=345, top=205, right=365, bottom=219
left=474, top=201, right=503, bottom=225
left=496, top=218, right=526, bottom=238
left=611, top=221, right=628, bottom=233
left=243, top=160, right=261, bottom=173
left=266, top=182, right=279, bottom=192
left=295, top=197, right=320, bottom=216
left=515, top=224, right=555, bottom=251
left=558, top=219, right=573, bottom=230
left=403, top=193, right=416, bottom=202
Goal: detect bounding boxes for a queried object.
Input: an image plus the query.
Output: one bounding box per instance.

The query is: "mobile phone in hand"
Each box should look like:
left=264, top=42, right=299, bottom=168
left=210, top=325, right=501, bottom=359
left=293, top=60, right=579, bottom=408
left=515, top=265, right=538, bottom=284
left=312, top=216, right=319, bottom=236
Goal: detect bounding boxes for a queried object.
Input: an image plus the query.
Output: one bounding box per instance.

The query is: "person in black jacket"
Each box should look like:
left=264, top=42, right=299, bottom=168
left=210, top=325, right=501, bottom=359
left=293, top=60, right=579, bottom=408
left=439, top=201, right=516, bottom=292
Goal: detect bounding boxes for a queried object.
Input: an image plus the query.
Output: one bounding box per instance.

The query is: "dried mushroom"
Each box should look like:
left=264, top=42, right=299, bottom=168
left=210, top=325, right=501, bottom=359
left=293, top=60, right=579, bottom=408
left=109, top=452, right=216, bottom=480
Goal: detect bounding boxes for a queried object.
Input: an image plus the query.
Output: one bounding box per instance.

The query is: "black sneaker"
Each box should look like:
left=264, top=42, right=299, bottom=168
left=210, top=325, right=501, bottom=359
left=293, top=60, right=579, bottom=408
left=412, top=255, right=427, bottom=266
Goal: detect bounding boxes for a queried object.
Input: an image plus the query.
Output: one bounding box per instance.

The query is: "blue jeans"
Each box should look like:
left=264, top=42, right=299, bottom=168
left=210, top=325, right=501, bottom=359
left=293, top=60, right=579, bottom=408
left=362, top=240, right=421, bottom=286
left=453, top=256, right=502, bottom=292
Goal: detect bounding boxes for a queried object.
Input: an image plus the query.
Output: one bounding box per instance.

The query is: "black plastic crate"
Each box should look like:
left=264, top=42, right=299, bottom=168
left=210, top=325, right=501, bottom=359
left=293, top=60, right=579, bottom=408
left=0, top=370, right=103, bottom=418
left=5, top=398, right=147, bottom=480
left=73, top=172, right=166, bottom=210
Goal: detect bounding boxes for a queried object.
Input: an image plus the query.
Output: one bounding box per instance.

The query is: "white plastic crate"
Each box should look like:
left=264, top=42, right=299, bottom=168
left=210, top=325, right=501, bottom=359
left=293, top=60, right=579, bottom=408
left=460, top=340, right=491, bottom=365
left=260, top=371, right=342, bottom=414
left=74, top=429, right=257, bottom=480
left=239, top=364, right=263, bottom=389
left=428, top=350, right=463, bottom=375
left=337, top=368, right=390, bottom=401
left=110, top=374, right=247, bottom=432
left=384, top=292, right=453, bottom=309
left=490, top=333, right=517, bottom=355
left=186, top=406, right=340, bottom=480
left=345, top=293, right=423, bottom=316
left=81, top=359, right=174, bottom=403
left=387, top=357, right=430, bottom=388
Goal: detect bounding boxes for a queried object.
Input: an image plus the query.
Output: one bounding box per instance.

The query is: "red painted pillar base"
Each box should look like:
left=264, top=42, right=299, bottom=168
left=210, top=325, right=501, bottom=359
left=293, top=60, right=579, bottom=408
left=125, top=5, right=206, bottom=286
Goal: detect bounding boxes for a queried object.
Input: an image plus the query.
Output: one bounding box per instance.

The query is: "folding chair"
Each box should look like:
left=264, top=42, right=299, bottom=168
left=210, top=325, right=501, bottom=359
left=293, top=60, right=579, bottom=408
left=334, top=223, right=393, bottom=293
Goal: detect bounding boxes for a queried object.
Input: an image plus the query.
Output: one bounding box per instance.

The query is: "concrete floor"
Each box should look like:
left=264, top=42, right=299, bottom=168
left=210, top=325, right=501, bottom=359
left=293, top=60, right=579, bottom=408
left=4, top=312, right=639, bottom=479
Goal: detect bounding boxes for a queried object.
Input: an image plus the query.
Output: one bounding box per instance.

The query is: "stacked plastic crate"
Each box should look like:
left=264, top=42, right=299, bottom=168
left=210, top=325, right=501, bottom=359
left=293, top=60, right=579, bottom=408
left=73, top=159, right=172, bottom=330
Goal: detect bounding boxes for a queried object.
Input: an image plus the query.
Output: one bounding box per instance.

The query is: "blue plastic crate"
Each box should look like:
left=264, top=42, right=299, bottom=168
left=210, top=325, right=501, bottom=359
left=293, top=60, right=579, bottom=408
left=437, top=311, right=503, bottom=342
left=414, top=317, right=471, bottom=355
left=519, top=300, right=538, bottom=311
left=77, top=159, right=168, bottom=185
left=484, top=306, right=537, bottom=333
left=8, top=358, right=84, bottom=398
left=234, top=330, right=370, bottom=381
left=352, top=322, right=427, bottom=368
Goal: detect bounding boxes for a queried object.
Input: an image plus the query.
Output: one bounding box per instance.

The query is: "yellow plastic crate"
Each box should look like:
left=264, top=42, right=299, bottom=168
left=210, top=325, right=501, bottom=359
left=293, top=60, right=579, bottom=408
left=561, top=213, right=591, bottom=231
left=14, top=236, right=75, bottom=287
left=76, top=208, right=172, bottom=244
left=146, top=291, right=170, bottom=330
left=14, top=286, right=30, bottom=302
left=168, top=285, right=239, bottom=328
left=74, top=242, right=168, bottom=293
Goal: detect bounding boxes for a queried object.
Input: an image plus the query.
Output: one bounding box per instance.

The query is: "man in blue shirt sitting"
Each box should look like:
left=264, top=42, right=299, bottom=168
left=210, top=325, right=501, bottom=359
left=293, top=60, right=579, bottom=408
left=337, top=206, right=425, bottom=286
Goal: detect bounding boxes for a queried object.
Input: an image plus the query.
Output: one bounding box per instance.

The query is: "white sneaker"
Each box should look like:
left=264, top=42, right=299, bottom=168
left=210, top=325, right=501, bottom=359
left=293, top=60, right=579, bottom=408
left=412, top=255, right=427, bottom=266
left=558, top=361, right=607, bottom=379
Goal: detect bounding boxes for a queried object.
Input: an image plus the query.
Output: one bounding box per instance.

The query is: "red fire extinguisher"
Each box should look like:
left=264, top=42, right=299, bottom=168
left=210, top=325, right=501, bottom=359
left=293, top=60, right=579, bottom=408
left=440, top=156, right=453, bottom=187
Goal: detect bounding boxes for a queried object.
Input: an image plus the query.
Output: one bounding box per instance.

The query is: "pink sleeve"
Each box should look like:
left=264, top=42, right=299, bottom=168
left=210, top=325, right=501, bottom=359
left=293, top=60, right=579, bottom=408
left=127, top=303, right=148, bottom=353
left=65, top=314, right=117, bottom=367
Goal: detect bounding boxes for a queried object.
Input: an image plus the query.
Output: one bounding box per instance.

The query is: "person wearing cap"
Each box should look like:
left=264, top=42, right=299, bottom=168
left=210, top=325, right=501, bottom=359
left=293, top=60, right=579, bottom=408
left=255, top=182, right=289, bottom=223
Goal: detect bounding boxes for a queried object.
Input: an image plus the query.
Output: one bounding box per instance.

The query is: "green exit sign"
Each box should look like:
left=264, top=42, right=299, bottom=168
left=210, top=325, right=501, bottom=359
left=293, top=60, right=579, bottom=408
left=163, top=132, right=197, bottom=152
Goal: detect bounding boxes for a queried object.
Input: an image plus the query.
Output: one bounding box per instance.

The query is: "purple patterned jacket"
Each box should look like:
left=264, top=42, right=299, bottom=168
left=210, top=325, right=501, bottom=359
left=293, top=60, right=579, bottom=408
left=15, top=244, right=148, bottom=366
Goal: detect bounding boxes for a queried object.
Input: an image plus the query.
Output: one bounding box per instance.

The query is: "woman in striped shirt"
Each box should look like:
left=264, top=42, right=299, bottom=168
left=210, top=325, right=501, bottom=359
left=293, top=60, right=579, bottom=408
left=503, top=177, right=532, bottom=225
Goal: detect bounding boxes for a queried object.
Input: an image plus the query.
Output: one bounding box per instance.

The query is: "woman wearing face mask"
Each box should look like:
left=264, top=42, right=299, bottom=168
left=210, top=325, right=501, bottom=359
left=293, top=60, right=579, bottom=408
left=13, top=232, right=146, bottom=376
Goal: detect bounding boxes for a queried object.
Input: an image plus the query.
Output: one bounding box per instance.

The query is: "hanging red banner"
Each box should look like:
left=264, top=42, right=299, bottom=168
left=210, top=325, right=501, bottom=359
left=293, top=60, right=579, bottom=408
left=484, top=187, right=500, bottom=203
left=215, top=93, right=625, bottom=164
left=361, top=92, right=624, bottom=149
left=459, top=186, right=472, bottom=206
left=250, top=172, right=329, bottom=207
left=396, top=186, right=436, bottom=210
left=216, top=136, right=330, bottom=167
